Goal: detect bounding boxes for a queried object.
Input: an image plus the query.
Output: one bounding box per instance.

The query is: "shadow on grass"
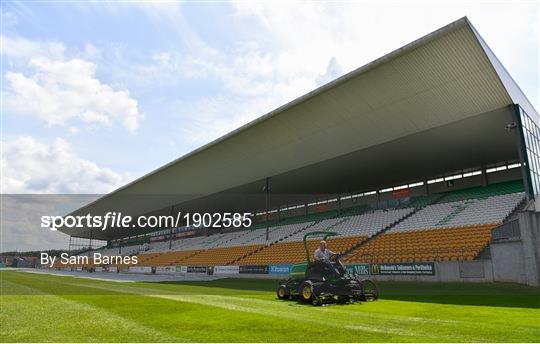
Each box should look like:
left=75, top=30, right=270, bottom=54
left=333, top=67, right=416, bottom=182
left=156, top=278, right=540, bottom=309
left=377, top=281, right=540, bottom=309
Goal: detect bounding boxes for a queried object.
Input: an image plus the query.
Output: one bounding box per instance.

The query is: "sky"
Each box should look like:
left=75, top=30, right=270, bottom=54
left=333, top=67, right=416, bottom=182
left=1, top=0, right=539, bottom=251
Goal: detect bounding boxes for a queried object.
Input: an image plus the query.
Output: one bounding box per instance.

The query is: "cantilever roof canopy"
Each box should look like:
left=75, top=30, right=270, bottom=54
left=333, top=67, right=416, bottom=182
left=62, top=17, right=538, bottom=240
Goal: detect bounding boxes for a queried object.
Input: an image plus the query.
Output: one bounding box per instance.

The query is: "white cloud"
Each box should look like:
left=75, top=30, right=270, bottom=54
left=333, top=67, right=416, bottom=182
left=5, top=57, right=142, bottom=133
left=1, top=136, right=131, bottom=194
left=1, top=35, right=66, bottom=60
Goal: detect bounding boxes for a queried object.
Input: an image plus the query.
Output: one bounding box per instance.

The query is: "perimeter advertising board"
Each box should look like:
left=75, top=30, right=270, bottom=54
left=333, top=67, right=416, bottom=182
left=239, top=265, right=268, bottom=274
left=176, top=266, right=188, bottom=273
left=370, top=263, right=435, bottom=275
left=187, top=266, right=207, bottom=273
left=129, top=266, right=152, bottom=273
left=345, top=264, right=370, bottom=275
left=268, top=264, right=292, bottom=274
left=214, top=265, right=240, bottom=274
left=155, top=266, right=176, bottom=274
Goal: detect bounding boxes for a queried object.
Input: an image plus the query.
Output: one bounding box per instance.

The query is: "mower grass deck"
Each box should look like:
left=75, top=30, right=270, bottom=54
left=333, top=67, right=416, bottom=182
left=1, top=270, right=539, bottom=342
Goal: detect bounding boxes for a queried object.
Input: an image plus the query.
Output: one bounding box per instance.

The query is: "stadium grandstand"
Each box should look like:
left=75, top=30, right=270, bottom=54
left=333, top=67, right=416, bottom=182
left=53, top=17, right=540, bottom=286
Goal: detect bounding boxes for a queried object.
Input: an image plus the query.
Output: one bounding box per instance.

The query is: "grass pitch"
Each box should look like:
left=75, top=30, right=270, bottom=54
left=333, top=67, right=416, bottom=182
left=0, top=270, right=539, bottom=342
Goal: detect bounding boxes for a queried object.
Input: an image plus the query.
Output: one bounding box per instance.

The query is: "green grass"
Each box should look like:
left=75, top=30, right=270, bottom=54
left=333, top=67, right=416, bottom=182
left=1, top=270, right=539, bottom=342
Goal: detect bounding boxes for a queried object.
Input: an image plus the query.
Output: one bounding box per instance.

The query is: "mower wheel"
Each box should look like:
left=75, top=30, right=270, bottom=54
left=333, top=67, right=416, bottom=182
left=298, top=281, right=314, bottom=303
left=277, top=285, right=288, bottom=300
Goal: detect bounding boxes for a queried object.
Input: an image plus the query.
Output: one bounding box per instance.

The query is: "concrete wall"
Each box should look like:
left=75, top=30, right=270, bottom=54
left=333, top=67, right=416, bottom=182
left=490, top=240, right=527, bottom=284
left=517, top=207, right=540, bottom=286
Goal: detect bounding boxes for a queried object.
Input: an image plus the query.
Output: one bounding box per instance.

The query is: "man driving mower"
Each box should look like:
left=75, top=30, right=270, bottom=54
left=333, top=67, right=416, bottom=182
left=314, top=240, right=335, bottom=262
left=314, top=240, right=346, bottom=275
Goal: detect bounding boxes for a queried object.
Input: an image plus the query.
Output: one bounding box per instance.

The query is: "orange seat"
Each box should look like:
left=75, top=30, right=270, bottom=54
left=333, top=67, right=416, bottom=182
left=343, top=224, right=495, bottom=264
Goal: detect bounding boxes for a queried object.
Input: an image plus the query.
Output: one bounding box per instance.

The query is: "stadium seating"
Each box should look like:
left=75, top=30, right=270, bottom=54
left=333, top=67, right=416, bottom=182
left=390, top=192, right=524, bottom=232
left=83, top=243, right=143, bottom=257
left=343, top=224, right=495, bottom=263
left=56, top=180, right=526, bottom=269
left=236, top=235, right=368, bottom=265
left=281, top=218, right=347, bottom=242
left=138, top=222, right=317, bottom=266
left=333, top=208, right=414, bottom=237
left=174, top=245, right=265, bottom=266
left=137, top=249, right=202, bottom=266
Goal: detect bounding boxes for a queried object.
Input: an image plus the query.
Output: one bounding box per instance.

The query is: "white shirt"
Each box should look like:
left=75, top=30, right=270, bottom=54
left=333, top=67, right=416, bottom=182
left=314, top=248, right=335, bottom=262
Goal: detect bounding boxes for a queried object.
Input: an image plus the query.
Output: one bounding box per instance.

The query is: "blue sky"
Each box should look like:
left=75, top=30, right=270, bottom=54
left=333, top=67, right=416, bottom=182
left=2, top=1, right=539, bottom=195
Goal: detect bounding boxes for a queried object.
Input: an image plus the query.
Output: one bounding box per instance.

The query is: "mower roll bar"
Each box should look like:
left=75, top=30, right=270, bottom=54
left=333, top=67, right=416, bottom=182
left=303, top=231, right=339, bottom=263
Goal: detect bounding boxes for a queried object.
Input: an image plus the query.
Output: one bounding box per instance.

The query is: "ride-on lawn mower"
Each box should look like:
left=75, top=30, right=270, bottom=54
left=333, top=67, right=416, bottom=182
left=277, top=231, right=378, bottom=306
